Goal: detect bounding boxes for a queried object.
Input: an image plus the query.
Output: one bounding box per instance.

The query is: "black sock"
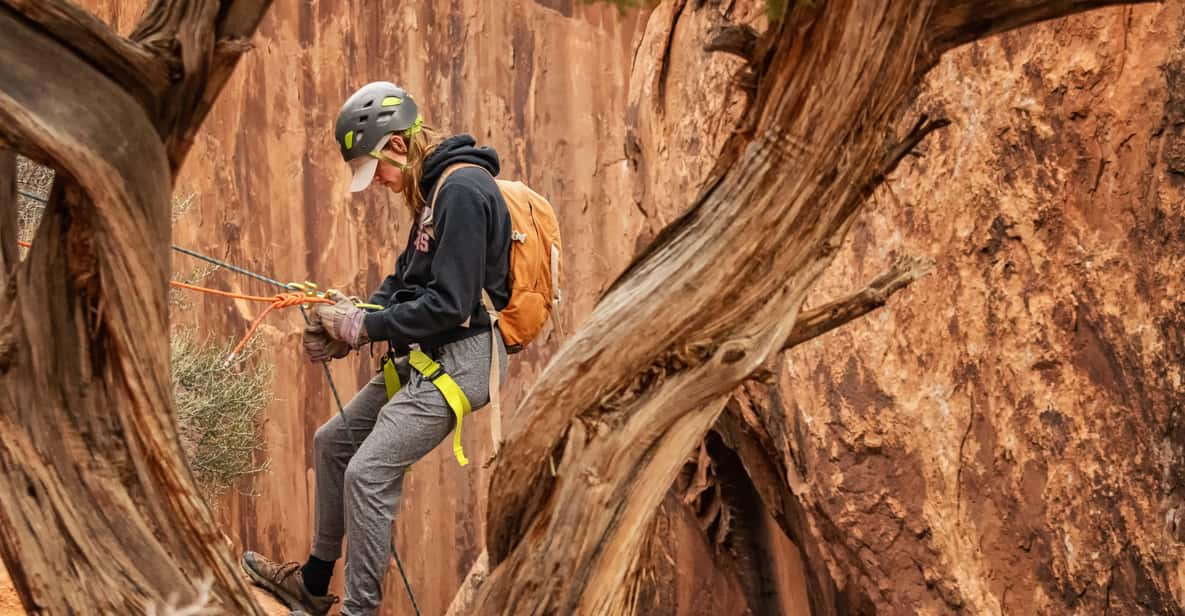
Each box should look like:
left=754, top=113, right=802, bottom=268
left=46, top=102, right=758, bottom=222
left=301, top=555, right=335, bottom=597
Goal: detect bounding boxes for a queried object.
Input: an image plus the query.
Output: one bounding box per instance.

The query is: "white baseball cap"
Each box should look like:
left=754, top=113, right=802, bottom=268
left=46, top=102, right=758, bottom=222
left=347, top=133, right=394, bottom=193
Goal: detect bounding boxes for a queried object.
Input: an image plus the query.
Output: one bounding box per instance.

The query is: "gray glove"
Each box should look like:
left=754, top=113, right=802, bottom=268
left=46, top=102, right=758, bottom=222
left=313, top=299, right=370, bottom=348
left=303, top=323, right=350, bottom=363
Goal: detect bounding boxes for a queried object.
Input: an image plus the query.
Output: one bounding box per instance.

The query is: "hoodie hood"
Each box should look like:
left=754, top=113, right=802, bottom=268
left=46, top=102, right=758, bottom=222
left=419, top=134, right=500, bottom=200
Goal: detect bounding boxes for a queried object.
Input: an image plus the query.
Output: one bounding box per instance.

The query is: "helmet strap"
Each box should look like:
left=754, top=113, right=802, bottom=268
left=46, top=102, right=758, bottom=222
left=402, top=116, right=424, bottom=140
left=370, top=150, right=407, bottom=171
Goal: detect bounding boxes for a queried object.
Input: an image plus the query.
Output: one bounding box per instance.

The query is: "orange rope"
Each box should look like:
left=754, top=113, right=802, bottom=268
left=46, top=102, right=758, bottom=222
left=174, top=285, right=334, bottom=359
left=168, top=280, right=281, bottom=304
left=16, top=238, right=335, bottom=359
left=233, top=292, right=333, bottom=358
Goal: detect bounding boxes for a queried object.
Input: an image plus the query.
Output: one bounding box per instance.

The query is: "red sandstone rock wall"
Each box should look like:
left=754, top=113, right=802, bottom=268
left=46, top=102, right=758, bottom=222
left=4, top=1, right=1181, bottom=614
left=624, top=1, right=1185, bottom=613
left=779, top=4, right=1185, bottom=613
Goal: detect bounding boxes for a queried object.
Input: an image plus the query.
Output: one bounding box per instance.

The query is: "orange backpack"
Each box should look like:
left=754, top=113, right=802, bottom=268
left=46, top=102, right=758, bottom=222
left=428, top=164, right=562, bottom=353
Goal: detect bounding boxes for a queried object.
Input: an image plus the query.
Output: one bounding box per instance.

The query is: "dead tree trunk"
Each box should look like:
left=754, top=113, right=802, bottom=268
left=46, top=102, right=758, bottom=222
left=476, top=2, right=1151, bottom=614
left=0, top=1, right=269, bottom=613
left=0, top=149, right=16, bottom=285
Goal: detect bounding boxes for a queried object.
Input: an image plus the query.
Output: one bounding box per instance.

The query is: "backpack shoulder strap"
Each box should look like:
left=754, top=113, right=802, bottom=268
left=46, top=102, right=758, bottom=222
left=481, top=289, right=502, bottom=454
left=424, top=163, right=486, bottom=238
left=428, top=162, right=485, bottom=211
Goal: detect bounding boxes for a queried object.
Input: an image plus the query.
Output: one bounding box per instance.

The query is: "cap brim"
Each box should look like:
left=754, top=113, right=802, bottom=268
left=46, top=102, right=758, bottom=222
left=346, top=133, right=394, bottom=193
left=348, top=157, right=378, bottom=193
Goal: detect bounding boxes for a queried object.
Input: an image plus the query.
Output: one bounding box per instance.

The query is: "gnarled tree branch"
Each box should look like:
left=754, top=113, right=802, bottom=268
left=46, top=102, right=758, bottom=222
left=927, top=0, right=1158, bottom=54
left=785, top=255, right=935, bottom=350
left=131, top=0, right=270, bottom=171
left=0, top=149, right=15, bottom=285
left=478, top=1, right=1150, bottom=614
left=865, top=115, right=951, bottom=195
left=0, top=0, right=169, bottom=110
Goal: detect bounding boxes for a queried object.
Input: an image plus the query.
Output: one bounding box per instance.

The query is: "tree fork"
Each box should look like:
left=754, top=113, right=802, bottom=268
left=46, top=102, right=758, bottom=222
left=478, top=1, right=1152, bottom=614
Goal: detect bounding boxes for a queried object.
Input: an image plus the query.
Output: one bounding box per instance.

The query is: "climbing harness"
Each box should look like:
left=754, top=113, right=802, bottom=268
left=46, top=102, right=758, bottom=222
left=381, top=348, right=474, bottom=466
left=409, top=350, right=472, bottom=466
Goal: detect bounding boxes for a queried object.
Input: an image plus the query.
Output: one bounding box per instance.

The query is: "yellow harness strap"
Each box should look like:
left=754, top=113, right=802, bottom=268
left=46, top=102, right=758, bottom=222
left=407, top=349, right=473, bottom=466
left=383, top=356, right=402, bottom=399
left=381, top=355, right=417, bottom=474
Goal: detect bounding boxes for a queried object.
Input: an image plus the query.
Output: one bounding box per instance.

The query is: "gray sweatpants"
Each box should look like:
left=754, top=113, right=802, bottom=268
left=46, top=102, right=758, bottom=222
left=310, top=332, right=506, bottom=616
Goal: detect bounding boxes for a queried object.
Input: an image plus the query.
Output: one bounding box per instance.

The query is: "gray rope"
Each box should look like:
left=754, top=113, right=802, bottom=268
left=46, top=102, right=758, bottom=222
left=17, top=189, right=47, bottom=203
left=170, top=244, right=292, bottom=291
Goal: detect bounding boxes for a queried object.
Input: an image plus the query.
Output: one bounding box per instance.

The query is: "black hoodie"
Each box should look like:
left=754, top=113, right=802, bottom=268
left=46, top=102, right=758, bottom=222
left=362, top=134, right=511, bottom=352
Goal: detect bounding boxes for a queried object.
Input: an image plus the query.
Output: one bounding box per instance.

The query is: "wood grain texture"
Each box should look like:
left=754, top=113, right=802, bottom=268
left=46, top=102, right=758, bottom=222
left=131, top=0, right=271, bottom=171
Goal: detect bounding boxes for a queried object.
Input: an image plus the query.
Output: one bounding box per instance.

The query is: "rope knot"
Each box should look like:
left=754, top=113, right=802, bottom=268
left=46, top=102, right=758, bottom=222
left=272, top=292, right=308, bottom=308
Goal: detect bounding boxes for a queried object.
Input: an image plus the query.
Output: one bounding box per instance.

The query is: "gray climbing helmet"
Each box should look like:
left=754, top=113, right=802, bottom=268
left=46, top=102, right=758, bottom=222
left=334, top=81, right=421, bottom=162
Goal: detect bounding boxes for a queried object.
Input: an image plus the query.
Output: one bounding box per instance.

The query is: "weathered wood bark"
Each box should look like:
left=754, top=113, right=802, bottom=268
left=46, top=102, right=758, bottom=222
left=0, top=1, right=269, bottom=612
left=0, top=149, right=16, bottom=287
left=477, top=1, right=1152, bottom=614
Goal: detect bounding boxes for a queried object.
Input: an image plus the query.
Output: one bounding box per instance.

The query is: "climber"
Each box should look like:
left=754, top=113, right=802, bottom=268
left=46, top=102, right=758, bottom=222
left=241, top=81, right=511, bottom=616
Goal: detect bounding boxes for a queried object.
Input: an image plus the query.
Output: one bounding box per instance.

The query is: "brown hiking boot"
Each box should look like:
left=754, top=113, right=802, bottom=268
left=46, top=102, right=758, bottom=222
left=242, top=551, right=339, bottom=616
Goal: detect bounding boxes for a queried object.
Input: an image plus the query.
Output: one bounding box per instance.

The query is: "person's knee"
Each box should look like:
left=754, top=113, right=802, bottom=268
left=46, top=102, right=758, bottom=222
left=343, top=452, right=406, bottom=503
left=343, top=456, right=370, bottom=497
left=313, top=419, right=339, bottom=456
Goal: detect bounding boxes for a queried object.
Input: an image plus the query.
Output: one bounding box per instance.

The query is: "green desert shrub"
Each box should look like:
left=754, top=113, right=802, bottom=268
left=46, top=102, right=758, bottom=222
left=171, top=331, right=272, bottom=498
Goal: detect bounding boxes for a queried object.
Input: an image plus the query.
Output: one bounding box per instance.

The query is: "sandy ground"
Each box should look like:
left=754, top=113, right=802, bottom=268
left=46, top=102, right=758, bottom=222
left=0, top=562, right=290, bottom=615
left=0, top=565, right=22, bottom=616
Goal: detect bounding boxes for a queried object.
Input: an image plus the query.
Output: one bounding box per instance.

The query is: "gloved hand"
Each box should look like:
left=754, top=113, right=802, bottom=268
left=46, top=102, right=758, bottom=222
left=313, top=298, right=370, bottom=348
left=303, top=324, right=350, bottom=363
left=326, top=289, right=363, bottom=304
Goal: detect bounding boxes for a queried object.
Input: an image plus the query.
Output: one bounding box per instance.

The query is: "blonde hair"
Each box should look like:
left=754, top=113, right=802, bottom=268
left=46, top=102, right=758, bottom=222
left=400, top=126, right=446, bottom=216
